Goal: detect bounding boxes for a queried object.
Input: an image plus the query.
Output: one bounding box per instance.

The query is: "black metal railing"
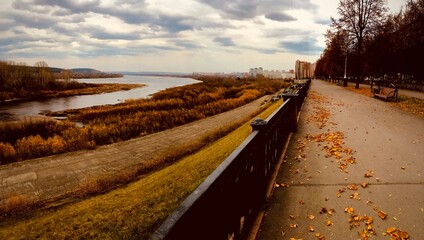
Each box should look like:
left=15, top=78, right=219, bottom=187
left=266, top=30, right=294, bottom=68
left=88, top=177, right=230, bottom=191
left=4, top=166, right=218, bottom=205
left=151, top=80, right=310, bottom=240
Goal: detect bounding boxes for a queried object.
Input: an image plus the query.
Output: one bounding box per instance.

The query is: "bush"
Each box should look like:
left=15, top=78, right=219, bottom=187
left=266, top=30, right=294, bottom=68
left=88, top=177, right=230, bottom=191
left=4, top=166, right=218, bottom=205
left=0, top=142, right=17, bottom=164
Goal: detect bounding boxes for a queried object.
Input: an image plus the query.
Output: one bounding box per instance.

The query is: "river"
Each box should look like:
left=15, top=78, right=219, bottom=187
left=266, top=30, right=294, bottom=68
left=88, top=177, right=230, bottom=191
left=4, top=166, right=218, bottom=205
left=0, top=75, right=200, bottom=121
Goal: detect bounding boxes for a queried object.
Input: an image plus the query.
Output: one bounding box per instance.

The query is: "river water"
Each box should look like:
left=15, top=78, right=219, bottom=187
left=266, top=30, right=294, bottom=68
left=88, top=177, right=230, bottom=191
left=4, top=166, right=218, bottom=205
left=0, top=75, right=200, bottom=121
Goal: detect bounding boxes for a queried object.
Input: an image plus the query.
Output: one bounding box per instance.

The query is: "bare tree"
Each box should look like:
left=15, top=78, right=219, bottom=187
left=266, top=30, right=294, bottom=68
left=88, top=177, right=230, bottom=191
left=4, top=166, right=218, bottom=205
left=331, top=0, right=388, bottom=88
left=60, top=69, right=72, bottom=83
left=34, top=61, right=51, bottom=89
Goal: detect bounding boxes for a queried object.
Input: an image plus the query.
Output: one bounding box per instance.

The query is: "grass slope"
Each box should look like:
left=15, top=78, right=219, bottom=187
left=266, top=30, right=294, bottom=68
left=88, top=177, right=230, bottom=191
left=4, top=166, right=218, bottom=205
left=0, top=99, right=283, bottom=240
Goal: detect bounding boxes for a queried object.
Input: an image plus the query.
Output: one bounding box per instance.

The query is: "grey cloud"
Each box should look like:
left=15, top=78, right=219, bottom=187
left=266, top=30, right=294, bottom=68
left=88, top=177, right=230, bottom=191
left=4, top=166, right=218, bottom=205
left=242, top=45, right=279, bottom=54
left=173, top=40, right=204, bottom=49
left=213, top=37, right=236, bottom=46
left=10, top=11, right=56, bottom=29
left=51, top=8, right=73, bottom=16
left=88, top=29, right=140, bottom=40
left=10, top=0, right=196, bottom=35
left=51, top=25, right=78, bottom=36
left=34, top=0, right=193, bottom=33
left=199, top=0, right=317, bottom=19
left=316, top=18, right=331, bottom=26
left=0, top=37, right=20, bottom=48
left=280, top=39, right=323, bottom=55
left=103, top=9, right=152, bottom=24
left=198, top=0, right=257, bottom=19
left=259, top=48, right=278, bottom=54
left=265, top=28, right=311, bottom=39
left=156, top=15, right=194, bottom=33
left=76, top=44, right=179, bottom=57
left=0, top=18, right=15, bottom=31
left=265, top=12, right=296, bottom=22
left=32, top=0, right=101, bottom=14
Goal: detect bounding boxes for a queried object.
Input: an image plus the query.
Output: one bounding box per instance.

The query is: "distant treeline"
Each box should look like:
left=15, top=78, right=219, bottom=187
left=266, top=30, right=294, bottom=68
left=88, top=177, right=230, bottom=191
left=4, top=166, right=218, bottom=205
left=315, top=0, right=424, bottom=86
left=0, top=76, right=289, bottom=164
left=0, top=61, right=122, bottom=101
left=69, top=72, right=123, bottom=79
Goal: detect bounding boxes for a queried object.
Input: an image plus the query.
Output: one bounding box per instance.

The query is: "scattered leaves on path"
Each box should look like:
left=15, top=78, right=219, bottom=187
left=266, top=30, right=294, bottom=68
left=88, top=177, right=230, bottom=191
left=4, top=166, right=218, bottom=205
left=345, top=212, right=376, bottom=239
left=345, top=207, right=354, bottom=215
left=364, top=170, right=374, bottom=178
left=319, top=207, right=335, bottom=217
left=283, top=87, right=412, bottom=239
left=386, top=227, right=410, bottom=239
left=374, top=208, right=388, bottom=220
left=349, top=192, right=361, bottom=200
left=307, top=91, right=331, bottom=128
left=290, top=223, right=299, bottom=228
left=346, top=86, right=374, bottom=97
left=315, top=233, right=326, bottom=240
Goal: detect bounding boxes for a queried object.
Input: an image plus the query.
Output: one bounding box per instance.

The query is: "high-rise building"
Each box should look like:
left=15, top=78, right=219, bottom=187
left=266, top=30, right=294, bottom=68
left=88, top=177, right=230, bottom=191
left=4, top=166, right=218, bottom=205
left=249, top=67, right=264, bottom=77
left=295, top=60, right=313, bottom=79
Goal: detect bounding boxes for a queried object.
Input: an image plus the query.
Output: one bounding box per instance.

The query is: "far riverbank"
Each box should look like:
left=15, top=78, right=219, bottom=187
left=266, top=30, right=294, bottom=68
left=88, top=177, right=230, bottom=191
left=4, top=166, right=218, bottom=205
left=0, top=83, right=144, bottom=104
left=0, top=75, right=200, bottom=121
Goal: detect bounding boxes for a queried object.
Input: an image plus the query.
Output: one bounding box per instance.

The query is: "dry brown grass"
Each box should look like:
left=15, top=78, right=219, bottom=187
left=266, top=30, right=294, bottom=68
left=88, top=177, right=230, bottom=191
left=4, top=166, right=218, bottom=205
left=345, top=85, right=423, bottom=117
left=389, top=95, right=424, bottom=117
left=0, top=105, right=268, bottom=218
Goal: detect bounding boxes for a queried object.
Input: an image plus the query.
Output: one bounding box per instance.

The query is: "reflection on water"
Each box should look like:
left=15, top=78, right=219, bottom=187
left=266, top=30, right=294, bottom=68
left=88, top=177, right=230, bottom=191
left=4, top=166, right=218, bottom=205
left=0, top=75, right=200, bottom=121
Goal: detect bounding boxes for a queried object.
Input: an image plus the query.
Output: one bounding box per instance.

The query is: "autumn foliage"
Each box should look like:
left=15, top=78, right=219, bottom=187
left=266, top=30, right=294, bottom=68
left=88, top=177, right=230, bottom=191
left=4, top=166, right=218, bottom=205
left=0, top=76, right=289, bottom=164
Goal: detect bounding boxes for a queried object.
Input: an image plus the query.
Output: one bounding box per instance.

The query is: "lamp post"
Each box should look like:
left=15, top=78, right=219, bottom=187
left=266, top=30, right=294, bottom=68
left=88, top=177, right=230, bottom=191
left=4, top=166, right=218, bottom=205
left=343, top=54, right=348, bottom=87
left=344, top=55, right=347, bottom=79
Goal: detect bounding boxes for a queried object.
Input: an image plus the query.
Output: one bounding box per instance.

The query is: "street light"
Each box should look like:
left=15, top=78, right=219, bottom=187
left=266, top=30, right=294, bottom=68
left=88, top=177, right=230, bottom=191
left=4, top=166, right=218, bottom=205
left=344, top=55, right=347, bottom=79
left=343, top=38, right=354, bottom=87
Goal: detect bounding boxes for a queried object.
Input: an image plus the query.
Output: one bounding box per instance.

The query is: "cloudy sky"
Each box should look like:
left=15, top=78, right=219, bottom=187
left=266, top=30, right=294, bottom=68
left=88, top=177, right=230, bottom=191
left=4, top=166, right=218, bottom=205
left=0, top=0, right=405, bottom=73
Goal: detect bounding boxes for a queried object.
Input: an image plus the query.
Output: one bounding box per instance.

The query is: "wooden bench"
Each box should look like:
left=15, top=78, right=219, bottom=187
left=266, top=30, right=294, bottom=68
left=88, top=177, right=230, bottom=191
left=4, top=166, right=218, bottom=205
left=373, top=87, right=398, bottom=102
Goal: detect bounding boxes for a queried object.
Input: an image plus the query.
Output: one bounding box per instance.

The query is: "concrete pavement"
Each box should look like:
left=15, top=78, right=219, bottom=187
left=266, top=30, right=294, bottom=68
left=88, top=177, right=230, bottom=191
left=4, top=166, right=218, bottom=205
left=258, top=80, right=424, bottom=239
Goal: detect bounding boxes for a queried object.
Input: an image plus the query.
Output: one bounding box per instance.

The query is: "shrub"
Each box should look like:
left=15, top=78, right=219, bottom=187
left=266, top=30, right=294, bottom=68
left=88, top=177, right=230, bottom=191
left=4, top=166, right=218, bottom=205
left=0, top=142, right=17, bottom=164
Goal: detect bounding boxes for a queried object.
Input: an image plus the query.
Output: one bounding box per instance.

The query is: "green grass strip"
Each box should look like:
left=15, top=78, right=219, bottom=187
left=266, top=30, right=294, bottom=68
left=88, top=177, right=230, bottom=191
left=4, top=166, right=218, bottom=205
left=0, top=99, right=283, bottom=240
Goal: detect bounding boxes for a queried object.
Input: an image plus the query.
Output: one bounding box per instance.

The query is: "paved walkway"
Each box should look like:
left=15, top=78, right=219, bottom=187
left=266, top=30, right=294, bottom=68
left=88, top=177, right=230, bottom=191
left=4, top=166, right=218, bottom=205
left=258, top=80, right=424, bottom=239
left=0, top=95, right=272, bottom=205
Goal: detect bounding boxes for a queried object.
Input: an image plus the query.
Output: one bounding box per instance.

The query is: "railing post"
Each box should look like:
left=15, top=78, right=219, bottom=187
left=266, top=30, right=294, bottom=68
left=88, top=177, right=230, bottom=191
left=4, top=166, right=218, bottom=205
left=250, top=118, right=268, bottom=206
left=280, top=95, right=298, bottom=132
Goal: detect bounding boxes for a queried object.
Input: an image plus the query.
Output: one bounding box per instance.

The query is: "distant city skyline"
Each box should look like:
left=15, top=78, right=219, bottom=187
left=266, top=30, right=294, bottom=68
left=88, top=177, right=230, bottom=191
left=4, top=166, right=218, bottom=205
left=0, top=0, right=405, bottom=73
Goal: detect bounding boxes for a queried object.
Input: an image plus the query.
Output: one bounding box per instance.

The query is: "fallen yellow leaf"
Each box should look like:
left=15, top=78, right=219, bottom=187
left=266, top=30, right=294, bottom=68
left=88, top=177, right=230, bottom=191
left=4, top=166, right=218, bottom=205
left=377, top=210, right=388, bottom=220
left=315, top=233, right=325, bottom=240
left=399, top=230, right=409, bottom=239
left=345, top=207, right=354, bottom=214
left=290, top=223, right=298, bottom=228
